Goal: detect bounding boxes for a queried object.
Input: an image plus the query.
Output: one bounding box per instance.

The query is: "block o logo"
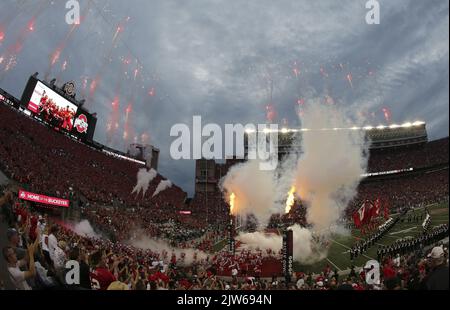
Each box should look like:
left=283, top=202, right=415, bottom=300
left=75, top=114, right=89, bottom=133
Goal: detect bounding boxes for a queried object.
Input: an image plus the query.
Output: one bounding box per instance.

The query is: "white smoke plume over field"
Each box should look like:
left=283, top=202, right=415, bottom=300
left=292, top=104, right=368, bottom=231
left=236, top=225, right=328, bottom=264
left=132, top=168, right=157, bottom=196
left=221, top=102, right=368, bottom=263
left=152, top=179, right=172, bottom=197
left=73, top=220, right=102, bottom=239
left=129, top=234, right=208, bottom=266
left=220, top=160, right=277, bottom=227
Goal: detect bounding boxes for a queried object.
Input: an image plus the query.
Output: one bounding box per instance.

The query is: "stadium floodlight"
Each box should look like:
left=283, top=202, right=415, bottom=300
left=351, top=126, right=360, bottom=130
left=281, top=128, right=288, bottom=134
left=401, top=122, right=412, bottom=128
left=363, top=126, right=373, bottom=130
left=413, top=121, right=425, bottom=126
left=389, top=124, right=400, bottom=129
left=376, top=125, right=386, bottom=130
left=245, top=128, right=255, bottom=134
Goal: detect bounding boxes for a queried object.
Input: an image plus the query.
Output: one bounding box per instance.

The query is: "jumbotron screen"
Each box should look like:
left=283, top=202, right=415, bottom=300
left=26, top=81, right=78, bottom=131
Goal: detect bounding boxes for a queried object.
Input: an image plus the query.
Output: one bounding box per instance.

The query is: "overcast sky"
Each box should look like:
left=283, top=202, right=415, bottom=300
left=0, top=0, right=448, bottom=196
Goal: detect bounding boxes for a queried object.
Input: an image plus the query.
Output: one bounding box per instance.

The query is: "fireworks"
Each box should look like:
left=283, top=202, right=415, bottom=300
left=90, top=78, right=98, bottom=94
left=148, top=87, right=155, bottom=97
left=285, top=186, right=296, bottom=214
left=382, top=107, right=391, bottom=123
left=346, top=73, right=353, bottom=88
left=265, top=104, right=277, bottom=122
left=292, top=61, right=300, bottom=78
left=50, top=48, right=61, bottom=66
left=112, top=23, right=124, bottom=44
left=28, top=20, right=34, bottom=32
left=4, top=55, right=17, bottom=72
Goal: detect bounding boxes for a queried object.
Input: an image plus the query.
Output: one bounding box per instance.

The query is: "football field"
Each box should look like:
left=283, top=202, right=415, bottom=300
left=294, top=202, right=449, bottom=274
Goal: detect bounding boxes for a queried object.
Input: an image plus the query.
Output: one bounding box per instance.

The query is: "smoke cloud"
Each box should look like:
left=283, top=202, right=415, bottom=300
left=220, top=160, right=277, bottom=227
left=132, top=168, right=157, bottom=196
left=73, top=220, right=102, bottom=239
left=129, top=234, right=208, bottom=265
left=236, top=225, right=328, bottom=264
left=152, top=179, right=172, bottom=197
left=220, top=102, right=368, bottom=263
left=293, top=104, right=368, bottom=231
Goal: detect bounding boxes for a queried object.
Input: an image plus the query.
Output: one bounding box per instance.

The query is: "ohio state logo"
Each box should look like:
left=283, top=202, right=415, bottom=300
left=74, top=114, right=88, bottom=133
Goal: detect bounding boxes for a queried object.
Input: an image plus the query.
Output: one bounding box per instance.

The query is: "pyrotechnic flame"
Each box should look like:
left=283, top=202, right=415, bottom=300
left=285, top=186, right=296, bottom=214
left=346, top=73, right=353, bottom=88
left=229, top=192, right=236, bottom=215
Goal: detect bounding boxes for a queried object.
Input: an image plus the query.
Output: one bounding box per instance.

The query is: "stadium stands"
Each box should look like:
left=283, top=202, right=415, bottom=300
left=0, top=104, right=187, bottom=208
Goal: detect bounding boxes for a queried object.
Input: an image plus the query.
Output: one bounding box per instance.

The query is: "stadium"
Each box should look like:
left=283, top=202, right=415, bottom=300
left=0, top=0, right=448, bottom=296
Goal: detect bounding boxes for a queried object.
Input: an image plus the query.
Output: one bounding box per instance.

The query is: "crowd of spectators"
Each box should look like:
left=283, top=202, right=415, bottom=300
left=1, top=191, right=448, bottom=290
left=367, top=138, right=448, bottom=173
left=347, top=168, right=448, bottom=218
left=0, top=104, right=187, bottom=208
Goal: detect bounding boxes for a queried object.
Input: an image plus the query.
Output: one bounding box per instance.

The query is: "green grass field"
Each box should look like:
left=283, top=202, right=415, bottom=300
left=294, top=202, right=449, bottom=274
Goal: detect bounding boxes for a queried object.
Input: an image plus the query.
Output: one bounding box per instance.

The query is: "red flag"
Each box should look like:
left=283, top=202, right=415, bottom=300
left=370, top=198, right=381, bottom=218
left=363, top=200, right=373, bottom=225
left=384, top=201, right=390, bottom=219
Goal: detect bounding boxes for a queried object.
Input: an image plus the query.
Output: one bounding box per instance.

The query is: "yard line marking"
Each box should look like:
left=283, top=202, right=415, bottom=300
left=348, top=235, right=384, bottom=247
left=329, top=238, right=375, bottom=260
left=390, top=227, right=417, bottom=235
left=326, top=258, right=342, bottom=271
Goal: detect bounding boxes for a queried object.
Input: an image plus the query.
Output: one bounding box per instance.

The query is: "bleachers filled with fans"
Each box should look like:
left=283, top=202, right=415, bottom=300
left=348, top=168, right=449, bottom=217
left=0, top=103, right=187, bottom=209
left=367, top=138, right=448, bottom=173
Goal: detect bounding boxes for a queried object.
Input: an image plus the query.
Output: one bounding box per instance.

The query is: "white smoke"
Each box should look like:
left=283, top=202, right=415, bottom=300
left=129, top=234, right=208, bottom=265
left=73, top=220, right=101, bottom=239
left=293, top=104, right=368, bottom=231
left=220, top=102, right=368, bottom=263
left=132, top=168, right=157, bottom=196
left=220, top=160, right=277, bottom=227
left=236, top=231, right=282, bottom=253
left=236, top=225, right=327, bottom=264
left=152, top=179, right=172, bottom=197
